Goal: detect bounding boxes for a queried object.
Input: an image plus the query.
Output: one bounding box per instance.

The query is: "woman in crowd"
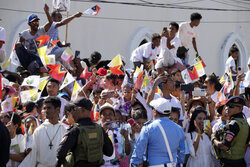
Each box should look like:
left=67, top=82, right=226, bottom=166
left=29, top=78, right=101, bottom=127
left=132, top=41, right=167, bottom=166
left=185, top=107, right=214, bottom=167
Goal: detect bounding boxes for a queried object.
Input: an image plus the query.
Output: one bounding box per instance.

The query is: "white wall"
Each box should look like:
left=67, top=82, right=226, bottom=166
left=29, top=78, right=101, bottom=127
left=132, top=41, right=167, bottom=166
left=0, top=0, right=250, bottom=76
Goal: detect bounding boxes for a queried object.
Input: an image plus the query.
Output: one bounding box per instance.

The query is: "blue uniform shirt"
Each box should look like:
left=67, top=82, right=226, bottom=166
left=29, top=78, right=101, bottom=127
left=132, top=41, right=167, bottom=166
left=131, top=117, right=185, bottom=166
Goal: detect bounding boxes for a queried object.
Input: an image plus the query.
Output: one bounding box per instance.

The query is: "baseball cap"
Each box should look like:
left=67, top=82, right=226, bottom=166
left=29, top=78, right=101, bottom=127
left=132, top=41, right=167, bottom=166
left=99, top=103, right=115, bottom=115
left=96, top=68, right=107, bottom=76
left=73, top=97, right=93, bottom=111
left=27, top=14, right=40, bottom=23
left=150, top=98, right=171, bottom=114
left=225, top=96, right=245, bottom=106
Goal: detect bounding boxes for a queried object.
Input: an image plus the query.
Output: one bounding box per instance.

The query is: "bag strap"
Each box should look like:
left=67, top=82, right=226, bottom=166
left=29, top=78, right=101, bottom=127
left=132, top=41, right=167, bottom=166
left=155, top=121, right=174, bottom=163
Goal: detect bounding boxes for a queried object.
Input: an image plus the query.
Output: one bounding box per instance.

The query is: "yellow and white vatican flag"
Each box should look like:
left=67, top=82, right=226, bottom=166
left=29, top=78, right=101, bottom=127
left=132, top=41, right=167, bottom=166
left=60, top=72, right=75, bottom=90
left=71, top=81, right=81, bottom=101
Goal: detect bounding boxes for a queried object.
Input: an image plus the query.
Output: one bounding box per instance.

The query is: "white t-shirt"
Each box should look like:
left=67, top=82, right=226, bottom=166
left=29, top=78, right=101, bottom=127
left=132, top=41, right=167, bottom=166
left=130, top=42, right=160, bottom=63
left=154, top=93, right=184, bottom=121
left=0, top=27, right=6, bottom=63
left=244, top=70, right=250, bottom=87
left=242, top=106, right=250, bottom=119
left=7, top=134, right=26, bottom=167
left=160, top=36, right=181, bottom=58
left=225, top=56, right=236, bottom=76
left=177, top=22, right=198, bottom=49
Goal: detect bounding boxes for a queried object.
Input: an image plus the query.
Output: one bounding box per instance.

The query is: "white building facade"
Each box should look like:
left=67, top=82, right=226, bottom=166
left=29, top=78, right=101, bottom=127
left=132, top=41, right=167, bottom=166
left=0, top=0, right=250, bottom=75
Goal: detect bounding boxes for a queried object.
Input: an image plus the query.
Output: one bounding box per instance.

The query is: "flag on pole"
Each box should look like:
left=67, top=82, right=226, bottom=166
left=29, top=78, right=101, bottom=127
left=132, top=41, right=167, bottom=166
left=36, top=35, right=50, bottom=47
left=21, top=75, right=40, bottom=88
left=61, top=47, right=73, bottom=63
left=40, top=54, right=56, bottom=66
left=9, top=44, right=20, bottom=66
left=217, top=86, right=227, bottom=105
left=194, top=61, right=205, bottom=77
left=47, top=64, right=67, bottom=81
left=1, top=97, right=13, bottom=113
left=20, top=89, right=40, bottom=103
left=141, top=71, right=152, bottom=92
left=60, top=72, right=75, bottom=90
left=39, top=76, right=49, bottom=91
left=71, top=81, right=81, bottom=101
left=80, top=67, right=93, bottom=80
left=83, top=5, right=101, bottom=16
left=109, top=65, right=125, bottom=75
left=135, top=71, right=144, bottom=89
left=187, top=66, right=199, bottom=81
left=52, top=0, right=70, bottom=12
left=195, top=56, right=206, bottom=67
left=108, top=54, right=125, bottom=75
left=181, top=68, right=193, bottom=84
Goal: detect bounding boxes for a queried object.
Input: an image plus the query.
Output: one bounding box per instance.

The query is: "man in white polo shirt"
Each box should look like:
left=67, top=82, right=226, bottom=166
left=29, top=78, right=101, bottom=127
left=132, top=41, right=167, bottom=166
left=225, top=46, right=239, bottom=81
left=130, top=33, right=161, bottom=70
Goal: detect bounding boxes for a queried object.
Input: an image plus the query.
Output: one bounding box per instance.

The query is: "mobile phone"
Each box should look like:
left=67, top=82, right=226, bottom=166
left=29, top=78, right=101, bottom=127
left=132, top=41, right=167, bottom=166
left=180, top=84, right=194, bottom=92
left=75, top=50, right=80, bottom=59
left=238, top=67, right=244, bottom=75
left=192, top=88, right=206, bottom=96
left=109, top=121, right=120, bottom=129
left=127, top=118, right=137, bottom=127
left=204, top=120, right=211, bottom=132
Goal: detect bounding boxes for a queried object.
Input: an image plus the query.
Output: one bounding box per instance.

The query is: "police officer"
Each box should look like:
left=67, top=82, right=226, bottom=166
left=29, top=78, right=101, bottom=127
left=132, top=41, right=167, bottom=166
left=212, top=96, right=250, bottom=167
left=55, top=97, right=113, bottom=167
left=131, top=98, right=185, bottom=167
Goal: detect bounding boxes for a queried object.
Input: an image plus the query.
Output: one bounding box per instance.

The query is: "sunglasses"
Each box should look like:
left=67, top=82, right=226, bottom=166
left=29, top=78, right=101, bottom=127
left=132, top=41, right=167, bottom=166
left=227, top=104, right=241, bottom=108
left=32, top=20, right=39, bottom=25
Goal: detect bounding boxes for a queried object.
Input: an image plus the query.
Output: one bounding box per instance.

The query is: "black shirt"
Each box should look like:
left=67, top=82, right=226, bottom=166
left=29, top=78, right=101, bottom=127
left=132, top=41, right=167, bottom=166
left=56, top=118, right=113, bottom=167
left=0, top=120, right=11, bottom=166
left=82, top=59, right=111, bottom=70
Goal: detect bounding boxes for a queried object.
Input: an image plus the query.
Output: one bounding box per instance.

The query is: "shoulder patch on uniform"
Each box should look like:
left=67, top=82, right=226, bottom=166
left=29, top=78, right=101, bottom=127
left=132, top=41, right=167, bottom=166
left=228, top=120, right=237, bottom=126
left=226, top=134, right=233, bottom=142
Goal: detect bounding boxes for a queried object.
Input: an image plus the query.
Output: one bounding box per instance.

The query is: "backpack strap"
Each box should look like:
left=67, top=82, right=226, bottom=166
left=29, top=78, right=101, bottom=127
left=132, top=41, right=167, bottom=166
left=155, top=120, right=174, bottom=163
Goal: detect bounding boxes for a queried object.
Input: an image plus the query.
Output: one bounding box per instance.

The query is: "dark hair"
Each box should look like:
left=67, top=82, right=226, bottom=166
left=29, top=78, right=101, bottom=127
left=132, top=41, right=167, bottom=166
left=90, top=51, right=102, bottom=64
left=24, top=101, right=37, bottom=113
left=171, top=107, right=180, bottom=118
left=132, top=109, right=147, bottom=120
left=43, top=97, right=61, bottom=109
left=206, top=74, right=222, bottom=91
left=131, top=101, right=145, bottom=110
left=190, top=12, right=202, bottom=21
left=47, top=78, right=60, bottom=86
left=188, top=107, right=207, bottom=133
left=151, top=33, right=161, bottom=41
left=36, top=98, right=45, bottom=108
left=169, top=22, right=179, bottom=31
left=51, top=11, right=60, bottom=18
left=7, top=113, right=22, bottom=135
left=64, top=103, right=76, bottom=118
left=105, top=73, right=117, bottom=85
left=230, top=46, right=239, bottom=55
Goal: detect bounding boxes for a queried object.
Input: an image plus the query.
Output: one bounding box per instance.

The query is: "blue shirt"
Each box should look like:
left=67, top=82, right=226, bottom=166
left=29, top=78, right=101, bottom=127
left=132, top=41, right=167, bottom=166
left=131, top=117, right=185, bottom=166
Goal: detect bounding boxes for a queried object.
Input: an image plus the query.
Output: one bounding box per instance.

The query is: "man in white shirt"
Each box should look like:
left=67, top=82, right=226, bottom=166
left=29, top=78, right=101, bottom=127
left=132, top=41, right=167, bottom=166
left=130, top=33, right=161, bottom=70
left=244, top=58, right=250, bottom=87
left=177, top=13, right=202, bottom=65
left=45, top=78, right=68, bottom=119
left=146, top=73, right=184, bottom=122
left=156, top=22, right=181, bottom=74
left=0, top=26, right=6, bottom=63
left=19, top=97, right=67, bottom=167
left=225, top=46, right=239, bottom=81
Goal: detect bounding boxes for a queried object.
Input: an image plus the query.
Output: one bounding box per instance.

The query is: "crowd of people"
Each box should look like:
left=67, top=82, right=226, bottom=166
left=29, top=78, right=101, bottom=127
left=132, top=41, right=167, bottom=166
left=0, top=3, right=250, bottom=167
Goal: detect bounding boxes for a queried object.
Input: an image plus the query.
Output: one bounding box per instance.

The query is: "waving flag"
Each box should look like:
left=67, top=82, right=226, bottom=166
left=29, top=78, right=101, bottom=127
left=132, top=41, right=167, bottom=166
left=20, top=89, right=40, bottom=103
left=60, top=72, right=75, bottom=90
left=71, top=81, right=82, bottom=101
left=36, top=35, right=50, bottom=47
left=61, top=47, right=73, bottom=63
left=141, top=71, right=152, bottom=92
left=194, top=61, right=205, bottom=77
left=84, top=5, right=101, bottom=16
left=135, top=71, right=144, bottom=89
left=80, top=67, right=93, bottom=80
left=37, top=46, right=47, bottom=63
left=181, top=68, right=192, bottom=84
left=39, top=76, right=49, bottom=91
left=195, top=56, right=206, bottom=68
left=108, top=54, right=125, bottom=75
left=47, top=64, right=67, bottom=81
left=22, top=75, right=40, bottom=88
left=187, top=66, right=199, bottom=81
left=217, top=86, right=227, bottom=105
left=1, top=97, right=14, bottom=113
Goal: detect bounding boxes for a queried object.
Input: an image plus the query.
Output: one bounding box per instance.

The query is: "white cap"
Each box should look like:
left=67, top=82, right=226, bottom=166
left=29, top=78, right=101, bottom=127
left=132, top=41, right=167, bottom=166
left=150, top=98, right=171, bottom=114
left=100, top=103, right=115, bottom=115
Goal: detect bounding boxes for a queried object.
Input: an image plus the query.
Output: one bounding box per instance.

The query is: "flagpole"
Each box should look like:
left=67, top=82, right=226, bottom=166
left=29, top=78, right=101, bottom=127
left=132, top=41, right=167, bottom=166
left=65, top=12, right=69, bottom=43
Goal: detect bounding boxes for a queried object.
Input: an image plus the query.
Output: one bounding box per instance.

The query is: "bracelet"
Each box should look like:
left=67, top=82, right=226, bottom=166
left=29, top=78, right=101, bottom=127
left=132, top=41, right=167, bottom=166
left=197, top=133, right=203, bottom=137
